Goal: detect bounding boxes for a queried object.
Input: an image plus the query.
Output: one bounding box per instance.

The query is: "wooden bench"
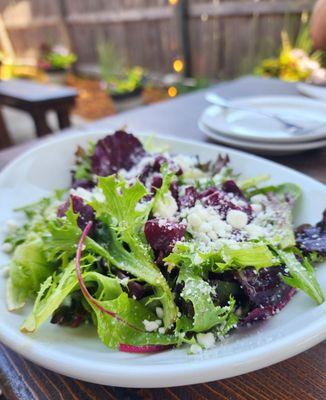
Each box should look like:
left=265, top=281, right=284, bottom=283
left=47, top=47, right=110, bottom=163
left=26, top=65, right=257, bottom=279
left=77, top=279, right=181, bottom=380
left=0, top=79, right=78, bottom=143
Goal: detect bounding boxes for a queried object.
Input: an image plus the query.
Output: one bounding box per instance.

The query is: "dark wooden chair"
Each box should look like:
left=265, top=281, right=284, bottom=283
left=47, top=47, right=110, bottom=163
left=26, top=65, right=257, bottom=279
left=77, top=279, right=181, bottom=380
left=0, top=79, right=78, bottom=138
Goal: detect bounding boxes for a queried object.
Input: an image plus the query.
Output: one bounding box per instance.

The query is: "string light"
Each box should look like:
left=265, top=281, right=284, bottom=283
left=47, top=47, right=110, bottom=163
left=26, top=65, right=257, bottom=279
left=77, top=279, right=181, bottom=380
left=168, top=86, right=178, bottom=97
left=173, top=59, right=184, bottom=73
left=169, top=0, right=178, bottom=5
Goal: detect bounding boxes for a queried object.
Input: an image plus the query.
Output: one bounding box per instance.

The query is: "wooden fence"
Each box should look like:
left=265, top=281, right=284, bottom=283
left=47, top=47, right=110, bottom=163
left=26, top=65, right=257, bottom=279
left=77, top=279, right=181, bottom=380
left=0, top=0, right=316, bottom=79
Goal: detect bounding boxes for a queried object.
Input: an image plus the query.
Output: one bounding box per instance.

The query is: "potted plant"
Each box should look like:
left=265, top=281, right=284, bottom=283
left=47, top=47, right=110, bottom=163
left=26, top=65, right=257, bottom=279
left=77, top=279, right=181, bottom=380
left=255, top=16, right=326, bottom=84
left=97, top=42, right=145, bottom=112
left=38, top=44, right=77, bottom=85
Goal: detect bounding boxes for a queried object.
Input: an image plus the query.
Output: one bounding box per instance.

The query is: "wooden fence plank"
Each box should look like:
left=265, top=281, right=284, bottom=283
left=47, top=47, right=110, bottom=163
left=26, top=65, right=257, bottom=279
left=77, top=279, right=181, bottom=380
left=0, top=0, right=311, bottom=79
left=189, top=0, right=315, bottom=17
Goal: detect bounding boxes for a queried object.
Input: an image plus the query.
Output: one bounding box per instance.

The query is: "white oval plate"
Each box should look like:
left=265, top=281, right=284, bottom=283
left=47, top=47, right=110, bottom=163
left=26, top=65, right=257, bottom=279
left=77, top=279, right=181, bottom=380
left=202, top=96, right=326, bottom=143
left=199, top=119, right=326, bottom=156
left=297, top=83, right=326, bottom=102
left=0, top=132, right=325, bottom=388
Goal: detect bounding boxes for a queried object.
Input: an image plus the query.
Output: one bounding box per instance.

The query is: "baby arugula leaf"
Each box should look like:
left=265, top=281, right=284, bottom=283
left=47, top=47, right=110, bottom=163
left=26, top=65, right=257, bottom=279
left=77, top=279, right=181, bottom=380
left=278, top=250, right=324, bottom=305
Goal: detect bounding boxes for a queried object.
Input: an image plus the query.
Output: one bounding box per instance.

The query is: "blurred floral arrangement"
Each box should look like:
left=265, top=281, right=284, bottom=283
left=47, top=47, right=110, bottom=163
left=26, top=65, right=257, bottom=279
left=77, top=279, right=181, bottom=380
left=255, top=18, right=326, bottom=84
left=97, top=42, right=145, bottom=96
left=38, top=44, right=77, bottom=72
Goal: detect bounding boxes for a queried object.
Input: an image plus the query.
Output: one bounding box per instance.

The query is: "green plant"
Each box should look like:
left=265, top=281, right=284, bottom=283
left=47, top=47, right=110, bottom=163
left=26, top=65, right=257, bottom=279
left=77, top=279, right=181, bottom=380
left=39, top=45, right=77, bottom=71
left=45, top=52, right=77, bottom=70
left=97, top=42, right=144, bottom=95
left=255, top=15, right=325, bottom=82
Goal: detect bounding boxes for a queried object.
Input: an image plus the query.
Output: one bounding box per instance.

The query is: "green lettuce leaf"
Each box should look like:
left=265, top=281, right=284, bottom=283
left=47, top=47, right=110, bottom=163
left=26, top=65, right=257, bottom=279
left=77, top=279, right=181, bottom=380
left=165, top=241, right=277, bottom=272
left=239, top=174, right=270, bottom=191
left=20, top=255, right=121, bottom=332
left=165, top=242, right=238, bottom=334
left=92, top=292, right=177, bottom=348
left=219, top=243, right=277, bottom=270
left=278, top=250, right=324, bottom=305
left=7, top=233, right=52, bottom=311
left=87, top=175, right=178, bottom=328
left=4, top=191, right=65, bottom=251
left=44, top=208, right=82, bottom=261
left=151, top=165, right=177, bottom=215
left=248, top=183, right=301, bottom=203
left=179, top=273, right=237, bottom=332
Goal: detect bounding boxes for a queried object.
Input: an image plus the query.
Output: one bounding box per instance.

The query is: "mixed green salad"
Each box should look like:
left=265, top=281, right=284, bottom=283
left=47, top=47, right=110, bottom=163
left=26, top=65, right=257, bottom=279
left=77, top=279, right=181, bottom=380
left=2, top=131, right=325, bottom=354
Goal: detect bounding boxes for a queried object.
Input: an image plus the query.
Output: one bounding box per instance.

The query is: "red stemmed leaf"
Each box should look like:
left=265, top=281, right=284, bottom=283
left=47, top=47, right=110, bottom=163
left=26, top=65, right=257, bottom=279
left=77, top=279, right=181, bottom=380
left=75, top=221, right=141, bottom=331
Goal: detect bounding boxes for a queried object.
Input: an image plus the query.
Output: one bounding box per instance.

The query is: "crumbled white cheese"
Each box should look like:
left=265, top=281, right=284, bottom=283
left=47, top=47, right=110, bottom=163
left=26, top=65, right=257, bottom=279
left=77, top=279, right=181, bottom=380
left=70, top=187, right=93, bottom=202
left=119, top=155, right=155, bottom=180
left=245, top=223, right=266, bottom=239
left=143, top=319, right=162, bottom=332
left=92, top=188, right=105, bottom=203
left=190, top=344, right=203, bottom=354
left=155, top=307, right=164, bottom=319
left=181, top=203, right=234, bottom=252
left=251, top=203, right=263, bottom=214
left=251, top=194, right=267, bottom=204
left=6, top=219, right=19, bottom=233
left=153, top=191, right=178, bottom=218
left=119, top=277, right=129, bottom=287
left=173, top=154, right=205, bottom=179
left=193, top=253, right=203, bottom=265
left=196, top=332, right=216, bottom=349
left=2, top=242, right=13, bottom=253
left=158, top=327, right=166, bottom=334
left=226, top=210, right=248, bottom=229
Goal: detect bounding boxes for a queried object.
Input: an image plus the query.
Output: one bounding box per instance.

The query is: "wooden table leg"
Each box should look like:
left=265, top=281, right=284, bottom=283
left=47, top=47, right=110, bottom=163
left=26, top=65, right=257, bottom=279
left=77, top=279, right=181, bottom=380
left=0, top=107, right=11, bottom=149
left=31, top=110, right=52, bottom=137
left=57, top=106, right=71, bottom=130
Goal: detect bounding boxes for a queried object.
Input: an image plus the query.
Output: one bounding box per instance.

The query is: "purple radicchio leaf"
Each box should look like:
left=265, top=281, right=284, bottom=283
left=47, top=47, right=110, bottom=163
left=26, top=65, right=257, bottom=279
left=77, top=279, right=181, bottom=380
left=222, top=180, right=246, bottom=199
left=237, top=266, right=296, bottom=324
left=116, top=271, right=152, bottom=300
left=210, top=154, right=230, bottom=175
left=138, top=155, right=182, bottom=188
left=57, top=195, right=95, bottom=231
left=197, top=154, right=230, bottom=174
left=71, top=179, right=95, bottom=190
left=295, top=210, right=326, bottom=256
left=199, top=183, right=252, bottom=219
left=91, top=130, right=146, bottom=176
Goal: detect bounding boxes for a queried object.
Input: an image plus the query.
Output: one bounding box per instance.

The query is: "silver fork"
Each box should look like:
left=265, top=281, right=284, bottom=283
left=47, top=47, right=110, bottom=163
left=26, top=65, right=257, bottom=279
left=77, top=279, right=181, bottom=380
left=206, top=92, right=304, bottom=132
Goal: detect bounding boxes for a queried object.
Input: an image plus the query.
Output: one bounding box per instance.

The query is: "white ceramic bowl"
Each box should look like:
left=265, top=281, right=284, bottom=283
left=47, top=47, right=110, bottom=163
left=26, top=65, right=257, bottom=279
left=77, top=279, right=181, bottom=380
left=0, top=132, right=325, bottom=388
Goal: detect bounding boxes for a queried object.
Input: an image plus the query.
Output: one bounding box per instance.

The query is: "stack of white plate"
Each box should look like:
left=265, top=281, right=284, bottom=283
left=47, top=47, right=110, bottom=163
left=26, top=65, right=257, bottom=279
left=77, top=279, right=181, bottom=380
left=198, top=94, right=326, bottom=155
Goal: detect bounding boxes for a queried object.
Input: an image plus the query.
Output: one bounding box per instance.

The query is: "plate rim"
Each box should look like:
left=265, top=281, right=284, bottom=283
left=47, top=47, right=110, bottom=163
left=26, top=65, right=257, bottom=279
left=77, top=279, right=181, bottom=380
left=199, top=119, right=326, bottom=154
left=0, top=130, right=325, bottom=388
left=202, top=95, right=326, bottom=143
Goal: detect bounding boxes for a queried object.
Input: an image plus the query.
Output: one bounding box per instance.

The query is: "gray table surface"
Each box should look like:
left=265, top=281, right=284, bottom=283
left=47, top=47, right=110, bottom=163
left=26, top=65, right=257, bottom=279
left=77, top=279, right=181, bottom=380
left=0, top=79, right=78, bottom=102
left=0, top=75, right=325, bottom=182
left=0, top=75, right=325, bottom=400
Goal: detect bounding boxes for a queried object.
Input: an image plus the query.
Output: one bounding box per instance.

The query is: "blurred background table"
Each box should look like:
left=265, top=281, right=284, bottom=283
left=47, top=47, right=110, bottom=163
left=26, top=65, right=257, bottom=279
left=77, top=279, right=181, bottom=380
left=0, top=79, right=77, bottom=139
left=0, top=76, right=325, bottom=400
